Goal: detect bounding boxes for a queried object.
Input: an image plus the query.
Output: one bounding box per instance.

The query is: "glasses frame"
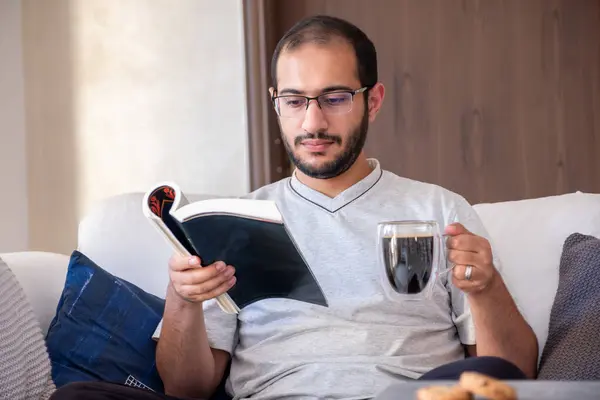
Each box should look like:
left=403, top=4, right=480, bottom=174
left=271, top=86, right=370, bottom=118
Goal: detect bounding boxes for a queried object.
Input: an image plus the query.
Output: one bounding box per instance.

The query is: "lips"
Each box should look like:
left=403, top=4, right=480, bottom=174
left=301, top=139, right=334, bottom=152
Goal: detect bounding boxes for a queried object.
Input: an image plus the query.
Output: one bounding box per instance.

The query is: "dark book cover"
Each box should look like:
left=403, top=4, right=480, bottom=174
left=145, top=185, right=328, bottom=310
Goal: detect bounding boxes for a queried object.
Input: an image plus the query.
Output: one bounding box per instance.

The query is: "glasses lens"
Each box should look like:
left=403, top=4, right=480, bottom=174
left=276, top=96, right=307, bottom=118
left=318, top=92, right=353, bottom=114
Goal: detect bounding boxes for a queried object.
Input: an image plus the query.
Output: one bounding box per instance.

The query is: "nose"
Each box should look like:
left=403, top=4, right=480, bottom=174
left=301, top=100, right=328, bottom=133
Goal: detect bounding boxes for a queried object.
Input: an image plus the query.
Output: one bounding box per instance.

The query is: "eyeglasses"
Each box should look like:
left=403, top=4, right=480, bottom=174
left=272, top=87, right=369, bottom=118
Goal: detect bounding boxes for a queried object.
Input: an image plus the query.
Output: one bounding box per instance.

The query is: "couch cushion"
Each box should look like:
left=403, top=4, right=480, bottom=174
left=537, top=233, right=600, bottom=379
left=0, top=252, right=69, bottom=334
left=473, top=191, right=600, bottom=362
left=78, top=190, right=600, bottom=366
left=45, top=251, right=165, bottom=392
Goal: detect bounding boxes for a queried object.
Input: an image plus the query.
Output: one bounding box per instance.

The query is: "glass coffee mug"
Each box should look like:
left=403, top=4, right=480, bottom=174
left=377, top=220, right=453, bottom=298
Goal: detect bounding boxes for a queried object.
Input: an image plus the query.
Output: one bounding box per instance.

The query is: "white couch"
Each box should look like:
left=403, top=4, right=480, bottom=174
left=3, top=191, right=600, bottom=365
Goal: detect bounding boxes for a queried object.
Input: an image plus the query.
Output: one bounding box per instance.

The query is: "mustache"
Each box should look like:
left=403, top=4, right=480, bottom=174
left=294, top=132, right=342, bottom=146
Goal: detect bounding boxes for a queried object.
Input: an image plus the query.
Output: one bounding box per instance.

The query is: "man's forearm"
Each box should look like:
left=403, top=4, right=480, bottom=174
left=156, top=283, right=219, bottom=398
left=468, top=274, right=539, bottom=378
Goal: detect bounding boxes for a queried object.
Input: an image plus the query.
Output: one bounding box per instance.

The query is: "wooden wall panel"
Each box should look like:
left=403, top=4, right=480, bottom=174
left=257, top=0, right=600, bottom=203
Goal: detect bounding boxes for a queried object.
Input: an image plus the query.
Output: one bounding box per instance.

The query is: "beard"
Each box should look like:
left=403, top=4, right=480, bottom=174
left=282, top=107, right=369, bottom=179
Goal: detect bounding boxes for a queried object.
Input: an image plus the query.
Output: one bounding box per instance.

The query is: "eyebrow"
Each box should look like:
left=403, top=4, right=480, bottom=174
left=277, top=85, right=355, bottom=96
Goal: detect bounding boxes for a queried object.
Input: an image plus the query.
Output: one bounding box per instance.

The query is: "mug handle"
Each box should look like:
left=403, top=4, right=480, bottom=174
left=436, top=233, right=455, bottom=275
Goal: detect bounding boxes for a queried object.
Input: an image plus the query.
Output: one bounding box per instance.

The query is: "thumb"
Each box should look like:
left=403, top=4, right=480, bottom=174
left=169, top=254, right=202, bottom=272
left=188, top=255, right=202, bottom=266
left=444, top=222, right=473, bottom=236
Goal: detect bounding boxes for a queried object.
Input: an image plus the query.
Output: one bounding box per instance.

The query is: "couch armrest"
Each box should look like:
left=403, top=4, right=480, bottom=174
left=0, top=251, right=70, bottom=334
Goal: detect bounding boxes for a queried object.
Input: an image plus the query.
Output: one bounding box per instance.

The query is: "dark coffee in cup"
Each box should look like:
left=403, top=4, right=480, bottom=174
left=381, top=234, right=434, bottom=294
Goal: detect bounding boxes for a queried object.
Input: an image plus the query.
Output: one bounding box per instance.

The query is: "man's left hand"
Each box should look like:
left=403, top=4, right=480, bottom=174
left=444, top=223, right=497, bottom=294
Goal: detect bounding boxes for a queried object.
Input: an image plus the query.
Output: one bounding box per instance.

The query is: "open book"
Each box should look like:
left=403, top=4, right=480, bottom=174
left=142, top=182, right=328, bottom=314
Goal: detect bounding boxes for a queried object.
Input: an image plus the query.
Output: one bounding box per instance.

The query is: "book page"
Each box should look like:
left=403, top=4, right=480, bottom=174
left=172, top=198, right=283, bottom=224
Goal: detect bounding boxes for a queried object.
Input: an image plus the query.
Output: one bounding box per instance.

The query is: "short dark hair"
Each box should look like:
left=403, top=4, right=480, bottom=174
left=270, top=15, right=378, bottom=91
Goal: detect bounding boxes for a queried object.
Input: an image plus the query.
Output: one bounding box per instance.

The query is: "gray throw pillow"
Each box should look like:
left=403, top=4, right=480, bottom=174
left=0, top=257, right=56, bottom=399
left=538, top=233, right=600, bottom=379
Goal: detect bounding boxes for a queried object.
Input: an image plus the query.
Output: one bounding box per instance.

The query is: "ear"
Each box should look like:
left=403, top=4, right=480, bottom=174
left=367, top=82, right=385, bottom=122
left=268, top=87, right=278, bottom=114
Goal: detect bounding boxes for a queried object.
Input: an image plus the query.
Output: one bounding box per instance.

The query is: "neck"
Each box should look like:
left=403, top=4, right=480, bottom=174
left=295, top=154, right=373, bottom=198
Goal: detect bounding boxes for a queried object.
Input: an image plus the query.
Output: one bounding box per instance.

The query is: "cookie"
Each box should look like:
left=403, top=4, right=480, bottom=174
left=416, top=385, right=473, bottom=400
left=458, top=371, right=517, bottom=400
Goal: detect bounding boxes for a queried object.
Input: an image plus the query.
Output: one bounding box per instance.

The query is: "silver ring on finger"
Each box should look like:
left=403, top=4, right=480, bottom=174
left=464, top=265, right=473, bottom=281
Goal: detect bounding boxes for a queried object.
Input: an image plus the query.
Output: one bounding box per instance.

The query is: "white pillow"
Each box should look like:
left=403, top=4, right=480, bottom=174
left=474, top=191, right=600, bottom=362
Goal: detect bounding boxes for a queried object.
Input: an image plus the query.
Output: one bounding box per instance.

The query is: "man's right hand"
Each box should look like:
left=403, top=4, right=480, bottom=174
left=168, top=255, right=236, bottom=303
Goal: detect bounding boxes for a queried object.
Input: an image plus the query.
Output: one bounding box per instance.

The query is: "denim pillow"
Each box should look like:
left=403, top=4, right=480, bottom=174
left=45, top=251, right=165, bottom=392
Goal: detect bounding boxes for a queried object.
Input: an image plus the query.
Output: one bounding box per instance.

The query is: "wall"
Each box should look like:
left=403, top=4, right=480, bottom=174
left=19, top=0, right=249, bottom=254
left=270, top=0, right=600, bottom=204
left=0, top=0, right=28, bottom=252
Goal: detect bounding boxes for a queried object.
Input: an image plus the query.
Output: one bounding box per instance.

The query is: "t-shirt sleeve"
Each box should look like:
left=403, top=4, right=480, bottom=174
left=151, top=299, right=238, bottom=355
left=202, top=298, right=239, bottom=354
left=445, top=195, right=503, bottom=346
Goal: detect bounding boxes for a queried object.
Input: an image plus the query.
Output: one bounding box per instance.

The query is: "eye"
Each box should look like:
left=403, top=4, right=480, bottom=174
left=282, top=97, right=306, bottom=108
left=322, top=94, right=350, bottom=106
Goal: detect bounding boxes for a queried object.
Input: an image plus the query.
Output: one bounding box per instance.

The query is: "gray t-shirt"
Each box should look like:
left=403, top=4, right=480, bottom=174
left=159, top=159, right=500, bottom=400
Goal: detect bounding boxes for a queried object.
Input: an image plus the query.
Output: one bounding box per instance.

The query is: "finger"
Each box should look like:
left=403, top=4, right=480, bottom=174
left=179, top=275, right=236, bottom=302
left=447, top=234, right=489, bottom=254
left=446, top=235, right=479, bottom=252
left=177, top=262, right=231, bottom=286
left=452, top=264, right=477, bottom=282
left=169, top=255, right=203, bottom=272
left=201, top=276, right=237, bottom=301
left=176, top=266, right=235, bottom=297
left=444, top=223, right=474, bottom=237
left=447, top=249, right=479, bottom=266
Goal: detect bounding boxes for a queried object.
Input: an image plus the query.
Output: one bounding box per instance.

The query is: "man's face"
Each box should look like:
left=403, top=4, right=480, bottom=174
left=272, top=40, right=369, bottom=179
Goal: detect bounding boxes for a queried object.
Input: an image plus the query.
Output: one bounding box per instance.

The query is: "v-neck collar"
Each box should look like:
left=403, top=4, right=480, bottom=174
left=288, top=158, right=383, bottom=213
